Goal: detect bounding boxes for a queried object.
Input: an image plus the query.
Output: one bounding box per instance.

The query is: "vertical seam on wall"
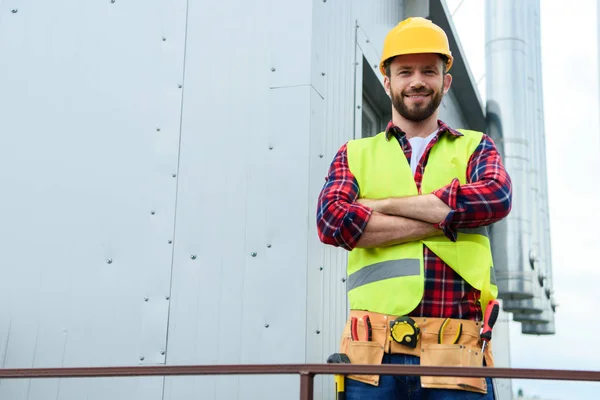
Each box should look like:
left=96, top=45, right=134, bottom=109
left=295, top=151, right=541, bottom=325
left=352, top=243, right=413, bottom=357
left=162, top=0, right=190, bottom=398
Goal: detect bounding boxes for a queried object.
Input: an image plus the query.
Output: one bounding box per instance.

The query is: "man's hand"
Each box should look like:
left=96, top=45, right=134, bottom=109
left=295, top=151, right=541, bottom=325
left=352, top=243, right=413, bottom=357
left=356, top=194, right=451, bottom=224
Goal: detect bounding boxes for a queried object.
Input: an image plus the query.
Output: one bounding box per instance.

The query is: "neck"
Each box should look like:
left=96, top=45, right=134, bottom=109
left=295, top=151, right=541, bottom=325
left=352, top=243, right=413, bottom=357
left=392, top=109, right=440, bottom=139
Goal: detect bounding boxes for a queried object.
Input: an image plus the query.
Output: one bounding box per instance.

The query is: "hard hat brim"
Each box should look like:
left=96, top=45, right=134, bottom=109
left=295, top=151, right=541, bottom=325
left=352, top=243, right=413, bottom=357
left=379, top=50, right=454, bottom=76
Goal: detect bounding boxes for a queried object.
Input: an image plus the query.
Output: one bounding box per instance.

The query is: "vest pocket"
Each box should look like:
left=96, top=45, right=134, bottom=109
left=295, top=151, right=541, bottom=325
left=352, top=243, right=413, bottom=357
left=420, top=343, right=488, bottom=394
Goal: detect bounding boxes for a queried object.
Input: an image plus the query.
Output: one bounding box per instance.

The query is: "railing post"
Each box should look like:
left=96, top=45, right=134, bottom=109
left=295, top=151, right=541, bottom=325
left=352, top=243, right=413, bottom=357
left=299, top=371, right=314, bottom=400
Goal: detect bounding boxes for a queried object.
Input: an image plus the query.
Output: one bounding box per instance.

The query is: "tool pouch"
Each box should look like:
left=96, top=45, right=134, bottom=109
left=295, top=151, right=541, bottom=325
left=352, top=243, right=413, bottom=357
left=420, top=343, right=488, bottom=394
left=340, top=318, right=387, bottom=386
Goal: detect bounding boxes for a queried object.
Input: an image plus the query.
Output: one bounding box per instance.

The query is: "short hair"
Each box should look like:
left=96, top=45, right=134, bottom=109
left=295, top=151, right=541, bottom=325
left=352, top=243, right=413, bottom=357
left=384, top=54, right=449, bottom=77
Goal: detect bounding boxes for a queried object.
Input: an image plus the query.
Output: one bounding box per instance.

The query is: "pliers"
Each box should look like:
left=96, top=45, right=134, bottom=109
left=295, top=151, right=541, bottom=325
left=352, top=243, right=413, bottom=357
left=351, top=315, right=372, bottom=341
left=437, top=318, right=462, bottom=344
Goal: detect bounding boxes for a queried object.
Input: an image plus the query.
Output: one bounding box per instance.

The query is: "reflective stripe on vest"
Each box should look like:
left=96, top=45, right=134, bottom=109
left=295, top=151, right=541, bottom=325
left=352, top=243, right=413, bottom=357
left=347, top=258, right=420, bottom=291
left=346, top=129, right=498, bottom=318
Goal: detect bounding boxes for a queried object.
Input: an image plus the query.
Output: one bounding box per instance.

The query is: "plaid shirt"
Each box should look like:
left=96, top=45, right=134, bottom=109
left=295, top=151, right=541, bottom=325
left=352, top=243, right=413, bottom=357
left=316, top=120, right=512, bottom=321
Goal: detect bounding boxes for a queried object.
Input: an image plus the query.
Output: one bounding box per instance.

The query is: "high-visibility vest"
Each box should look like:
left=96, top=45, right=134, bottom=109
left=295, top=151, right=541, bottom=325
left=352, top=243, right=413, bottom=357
left=346, top=129, right=498, bottom=319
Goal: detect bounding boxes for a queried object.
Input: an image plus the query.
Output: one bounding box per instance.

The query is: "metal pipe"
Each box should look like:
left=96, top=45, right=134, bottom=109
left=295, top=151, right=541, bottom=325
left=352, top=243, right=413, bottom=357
left=504, top=0, right=545, bottom=317
left=300, top=372, right=314, bottom=400
left=524, top=0, right=556, bottom=335
left=536, top=14, right=556, bottom=333
left=1, top=364, right=600, bottom=382
left=485, top=0, right=534, bottom=301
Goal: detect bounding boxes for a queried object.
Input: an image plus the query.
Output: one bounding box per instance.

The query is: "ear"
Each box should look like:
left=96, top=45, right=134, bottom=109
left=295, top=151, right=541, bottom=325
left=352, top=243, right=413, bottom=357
left=442, top=73, right=452, bottom=95
left=384, top=75, right=391, bottom=96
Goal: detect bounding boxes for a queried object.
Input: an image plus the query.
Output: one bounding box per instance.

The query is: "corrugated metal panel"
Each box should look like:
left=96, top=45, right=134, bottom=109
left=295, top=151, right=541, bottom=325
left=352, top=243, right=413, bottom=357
left=0, top=0, right=186, bottom=398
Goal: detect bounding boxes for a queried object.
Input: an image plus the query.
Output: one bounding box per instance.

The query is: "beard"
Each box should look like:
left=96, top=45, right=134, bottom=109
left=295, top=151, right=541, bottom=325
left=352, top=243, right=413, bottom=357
left=391, top=83, right=444, bottom=122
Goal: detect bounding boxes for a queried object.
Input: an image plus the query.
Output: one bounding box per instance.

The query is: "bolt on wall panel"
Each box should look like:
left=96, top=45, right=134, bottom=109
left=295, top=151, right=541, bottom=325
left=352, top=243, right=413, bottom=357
left=0, top=0, right=187, bottom=398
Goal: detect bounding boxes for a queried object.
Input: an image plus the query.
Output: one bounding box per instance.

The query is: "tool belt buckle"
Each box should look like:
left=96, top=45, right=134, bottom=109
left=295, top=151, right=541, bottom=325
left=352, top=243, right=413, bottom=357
left=389, top=316, right=420, bottom=348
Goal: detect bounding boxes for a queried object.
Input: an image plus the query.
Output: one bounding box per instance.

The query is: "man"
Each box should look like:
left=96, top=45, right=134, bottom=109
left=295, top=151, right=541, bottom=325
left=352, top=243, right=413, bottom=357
left=316, top=17, right=512, bottom=399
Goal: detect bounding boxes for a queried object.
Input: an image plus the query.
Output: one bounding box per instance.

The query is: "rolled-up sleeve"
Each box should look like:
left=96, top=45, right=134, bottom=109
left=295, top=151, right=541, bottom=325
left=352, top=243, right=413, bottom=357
left=316, top=144, right=372, bottom=251
left=433, top=134, right=512, bottom=237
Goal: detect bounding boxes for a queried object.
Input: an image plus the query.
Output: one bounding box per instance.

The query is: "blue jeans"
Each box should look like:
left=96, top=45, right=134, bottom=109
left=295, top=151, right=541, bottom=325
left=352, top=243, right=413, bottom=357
left=346, top=353, right=495, bottom=400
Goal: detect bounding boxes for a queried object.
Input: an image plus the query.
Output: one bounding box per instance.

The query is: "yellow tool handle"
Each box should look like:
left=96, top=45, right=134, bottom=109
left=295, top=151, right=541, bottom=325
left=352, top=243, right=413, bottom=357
left=334, top=375, right=345, bottom=400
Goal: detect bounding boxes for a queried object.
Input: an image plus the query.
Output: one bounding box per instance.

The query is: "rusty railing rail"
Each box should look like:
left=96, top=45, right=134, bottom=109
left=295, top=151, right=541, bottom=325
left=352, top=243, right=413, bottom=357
left=2, top=364, right=600, bottom=399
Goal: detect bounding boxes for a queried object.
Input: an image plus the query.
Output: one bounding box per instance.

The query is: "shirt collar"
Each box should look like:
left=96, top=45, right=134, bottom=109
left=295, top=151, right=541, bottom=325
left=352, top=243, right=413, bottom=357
left=385, top=119, right=463, bottom=141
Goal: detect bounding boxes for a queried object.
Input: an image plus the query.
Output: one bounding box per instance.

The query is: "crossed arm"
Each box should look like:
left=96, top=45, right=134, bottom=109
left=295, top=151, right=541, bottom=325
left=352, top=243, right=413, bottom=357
left=316, top=135, right=512, bottom=251
left=353, top=195, right=449, bottom=248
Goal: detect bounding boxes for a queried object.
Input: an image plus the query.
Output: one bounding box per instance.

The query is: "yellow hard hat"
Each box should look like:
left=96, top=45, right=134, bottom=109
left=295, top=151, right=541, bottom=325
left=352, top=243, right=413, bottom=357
left=379, top=17, right=453, bottom=76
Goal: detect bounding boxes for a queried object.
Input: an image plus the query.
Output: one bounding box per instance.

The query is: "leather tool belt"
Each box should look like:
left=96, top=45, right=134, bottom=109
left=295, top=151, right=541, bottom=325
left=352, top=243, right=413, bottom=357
left=339, top=310, right=495, bottom=394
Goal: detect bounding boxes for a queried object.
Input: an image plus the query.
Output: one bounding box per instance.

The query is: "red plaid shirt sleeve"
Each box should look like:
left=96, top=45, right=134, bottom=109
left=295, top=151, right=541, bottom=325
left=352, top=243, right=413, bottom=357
left=316, top=144, right=372, bottom=251
left=433, top=134, right=512, bottom=239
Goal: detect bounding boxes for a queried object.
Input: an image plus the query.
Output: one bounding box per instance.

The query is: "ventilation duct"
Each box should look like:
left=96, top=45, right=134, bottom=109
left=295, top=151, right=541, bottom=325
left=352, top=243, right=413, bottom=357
left=528, top=0, right=556, bottom=335
left=500, top=0, right=544, bottom=316
left=504, top=0, right=556, bottom=333
left=485, top=0, right=534, bottom=302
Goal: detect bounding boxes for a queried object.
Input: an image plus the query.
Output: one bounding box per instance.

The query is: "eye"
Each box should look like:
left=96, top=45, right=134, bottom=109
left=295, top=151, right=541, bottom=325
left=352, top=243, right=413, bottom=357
left=425, top=70, right=436, bottom=75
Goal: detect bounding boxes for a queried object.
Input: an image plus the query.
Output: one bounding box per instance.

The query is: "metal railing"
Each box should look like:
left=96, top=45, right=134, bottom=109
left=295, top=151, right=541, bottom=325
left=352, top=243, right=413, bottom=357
left=2, top=364, right=600, bottom=399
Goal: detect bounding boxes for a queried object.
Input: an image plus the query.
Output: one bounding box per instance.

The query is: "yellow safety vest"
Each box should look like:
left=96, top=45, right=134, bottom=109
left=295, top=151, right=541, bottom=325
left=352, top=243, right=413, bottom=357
left=346, top=129, right=498, bottom=319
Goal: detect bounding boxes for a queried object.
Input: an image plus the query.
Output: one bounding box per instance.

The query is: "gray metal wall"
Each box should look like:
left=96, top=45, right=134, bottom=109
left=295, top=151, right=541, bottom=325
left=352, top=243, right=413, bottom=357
left=0, top=1, right=486, bottom=399
left=0, top=1, right=187, bottom=399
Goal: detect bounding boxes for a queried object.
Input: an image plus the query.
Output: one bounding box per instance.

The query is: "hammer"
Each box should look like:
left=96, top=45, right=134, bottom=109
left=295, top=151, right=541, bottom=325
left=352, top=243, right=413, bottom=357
left=327, top=353, right=351, bottom=400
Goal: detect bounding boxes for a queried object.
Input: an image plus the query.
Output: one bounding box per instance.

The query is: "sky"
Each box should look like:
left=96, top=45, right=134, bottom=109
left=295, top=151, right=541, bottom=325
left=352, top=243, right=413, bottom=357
left=446, top=0, right=600, bottom=399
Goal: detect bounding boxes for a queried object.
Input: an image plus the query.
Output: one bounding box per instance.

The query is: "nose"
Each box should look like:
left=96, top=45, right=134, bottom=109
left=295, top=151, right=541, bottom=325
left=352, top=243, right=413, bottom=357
left=409, top=74, right=426, bottom=90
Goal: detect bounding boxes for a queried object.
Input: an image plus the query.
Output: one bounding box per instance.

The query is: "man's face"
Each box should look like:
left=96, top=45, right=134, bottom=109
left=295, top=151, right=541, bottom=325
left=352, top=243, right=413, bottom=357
left=384, top=53, right=452, bottom=122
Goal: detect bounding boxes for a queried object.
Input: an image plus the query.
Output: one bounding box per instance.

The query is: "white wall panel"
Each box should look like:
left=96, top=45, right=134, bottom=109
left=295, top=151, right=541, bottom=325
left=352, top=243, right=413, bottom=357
left=164, top=0, right=311, bottom=398
left=0, top=0, right=186, bottom=398
left=306, top=86, right=328, bottom=395
left=268, top=0, right=313, bottom=89
left=163, top=0, right=270, bottom=398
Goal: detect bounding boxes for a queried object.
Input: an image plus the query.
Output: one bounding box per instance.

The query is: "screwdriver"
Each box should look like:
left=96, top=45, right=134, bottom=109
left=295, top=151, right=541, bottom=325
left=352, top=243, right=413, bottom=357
left=480, top=300, right=500, bottom=354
